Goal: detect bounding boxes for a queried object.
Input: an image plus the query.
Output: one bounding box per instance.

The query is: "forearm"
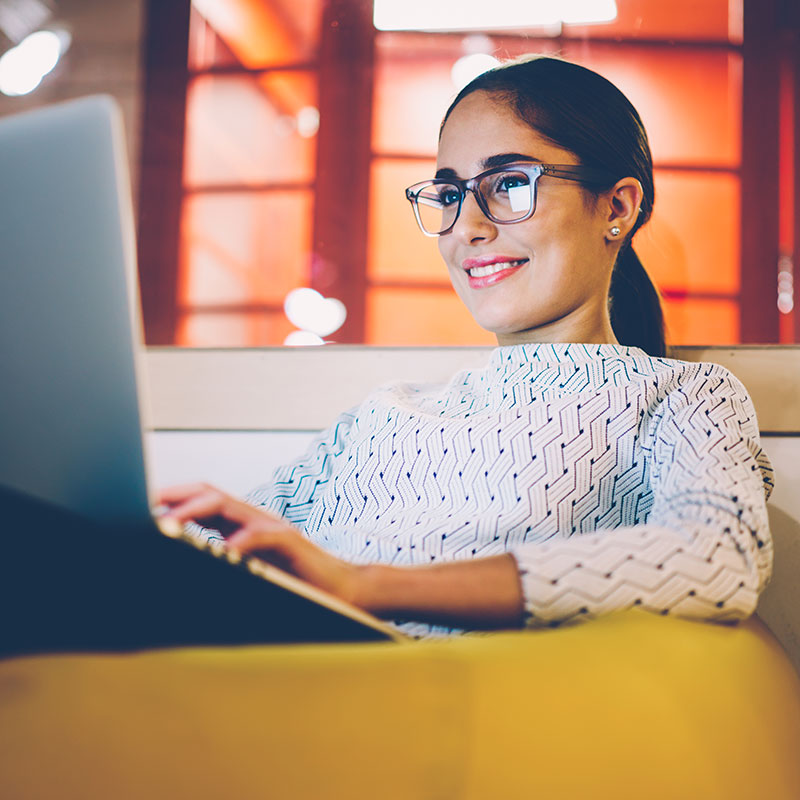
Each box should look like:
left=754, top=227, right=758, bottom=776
left=355, top=554, right=525, bottom=629
left=513, top=519, right=766, bottom=627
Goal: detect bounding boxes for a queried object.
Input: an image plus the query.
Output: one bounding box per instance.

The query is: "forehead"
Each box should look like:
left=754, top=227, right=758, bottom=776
left=437, top=91, right=578, bottom=172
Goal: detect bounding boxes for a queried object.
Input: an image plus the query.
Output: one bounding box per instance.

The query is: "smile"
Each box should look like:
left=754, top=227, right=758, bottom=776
left=467, top=259, right=527, bottom=278
left=463, top=258, right=528, bottom=289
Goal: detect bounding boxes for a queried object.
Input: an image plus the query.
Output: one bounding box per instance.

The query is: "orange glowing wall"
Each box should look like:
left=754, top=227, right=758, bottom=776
left=367, top=37, right=743, bottom=346
left=178, top=0, right=757, bottom=347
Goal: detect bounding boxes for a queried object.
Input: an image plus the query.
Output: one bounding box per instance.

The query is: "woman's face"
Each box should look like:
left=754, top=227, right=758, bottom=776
left=437, top=90, right=618, bottom=345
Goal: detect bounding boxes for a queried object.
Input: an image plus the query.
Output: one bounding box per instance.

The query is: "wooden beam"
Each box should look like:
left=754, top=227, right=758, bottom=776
left=791, top=5, right=800, bottom=343
left=136, top=0, right=191, bottom=345
left=311, top=0, right=375, bottom=343
left=190, top=0, right=315, bottom=116
left=740, top=0, right=781, bottom=342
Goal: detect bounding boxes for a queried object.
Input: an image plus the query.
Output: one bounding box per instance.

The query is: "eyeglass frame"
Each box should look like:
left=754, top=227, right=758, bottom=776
left=404, top=162, right=619, bottom=237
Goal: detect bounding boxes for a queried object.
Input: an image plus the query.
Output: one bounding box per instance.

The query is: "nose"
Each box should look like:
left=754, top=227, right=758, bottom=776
left=452, top=190, right=497, bottom=244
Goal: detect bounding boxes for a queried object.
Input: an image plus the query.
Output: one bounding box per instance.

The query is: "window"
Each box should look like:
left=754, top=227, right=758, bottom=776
left=137, top=0, right=800, bottom=346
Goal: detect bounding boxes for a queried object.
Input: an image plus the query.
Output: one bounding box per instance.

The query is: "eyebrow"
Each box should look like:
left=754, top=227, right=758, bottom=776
left=435, top=152, right=542, bottom=180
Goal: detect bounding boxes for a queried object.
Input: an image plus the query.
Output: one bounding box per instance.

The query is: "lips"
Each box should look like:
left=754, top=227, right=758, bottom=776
left=461, top=255, right=529, bottom=289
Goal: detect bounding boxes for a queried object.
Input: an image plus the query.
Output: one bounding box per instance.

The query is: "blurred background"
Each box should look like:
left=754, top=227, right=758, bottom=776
left=0, top=0, right=798, bottom=348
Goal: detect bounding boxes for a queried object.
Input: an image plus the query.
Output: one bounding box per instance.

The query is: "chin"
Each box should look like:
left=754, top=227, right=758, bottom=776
left=465, top=302, right=531, bottom=335
left=473, top=316, right=536, bottom=339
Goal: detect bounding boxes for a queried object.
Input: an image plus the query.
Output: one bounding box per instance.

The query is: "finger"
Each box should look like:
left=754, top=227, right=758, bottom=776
left=227, top=525, right=292, bottom=549
left=165, top=491, right=254, bottom=526
left=226, top=526, right=298, bottom=558
left=155, top=483, right=218, bottom=507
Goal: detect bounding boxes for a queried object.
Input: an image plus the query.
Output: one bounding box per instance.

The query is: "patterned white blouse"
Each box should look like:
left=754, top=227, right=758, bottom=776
left=245, top=343, right=774, bottom=634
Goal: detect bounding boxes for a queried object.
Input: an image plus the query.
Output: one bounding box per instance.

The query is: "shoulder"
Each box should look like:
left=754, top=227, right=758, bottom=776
left=643, top=356, right=769, bottom=469
left=641, top=356, right=774, bottom=500
left=608, top=348, right=748, bottom=404
left=646, top=355, right=754, bottom=412
left=626, top=353, right=765, bottom=462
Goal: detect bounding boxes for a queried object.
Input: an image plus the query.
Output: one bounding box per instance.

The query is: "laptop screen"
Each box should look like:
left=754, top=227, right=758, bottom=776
left=0, top=96, right=154, bottom=528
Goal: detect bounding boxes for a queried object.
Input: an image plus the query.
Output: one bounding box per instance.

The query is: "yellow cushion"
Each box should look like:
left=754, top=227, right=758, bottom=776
left=1, top=611, right=798, bottom=799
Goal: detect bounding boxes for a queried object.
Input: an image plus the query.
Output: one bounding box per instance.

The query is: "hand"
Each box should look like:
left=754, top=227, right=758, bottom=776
left=155, top=483, right=365, bottom=608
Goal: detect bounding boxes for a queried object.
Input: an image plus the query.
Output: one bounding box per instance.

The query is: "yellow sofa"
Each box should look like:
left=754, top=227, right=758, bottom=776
left=1, top=611, right=798, bottom=799
left=4, top=347, right=798, bottom=798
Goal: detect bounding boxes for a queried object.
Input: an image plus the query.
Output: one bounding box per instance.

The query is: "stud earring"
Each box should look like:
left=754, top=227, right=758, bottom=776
left=610, top=226, right=621, bottom=237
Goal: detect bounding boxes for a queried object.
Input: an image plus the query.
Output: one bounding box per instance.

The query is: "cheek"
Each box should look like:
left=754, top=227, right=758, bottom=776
left=438, top=237, right=465, bottom=286
left=512, top=217, right=603, bottom=299
left=437, top=236, right=454, bottom=265
left=527, top=208, right=599, bottom=267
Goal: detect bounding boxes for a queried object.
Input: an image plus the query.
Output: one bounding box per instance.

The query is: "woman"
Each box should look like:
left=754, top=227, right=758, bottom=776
left=159, top=56, right=773, bottom=634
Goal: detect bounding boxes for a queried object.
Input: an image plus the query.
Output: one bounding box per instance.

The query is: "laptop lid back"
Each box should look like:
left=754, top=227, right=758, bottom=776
left=0, top=95, right=153, bottom=528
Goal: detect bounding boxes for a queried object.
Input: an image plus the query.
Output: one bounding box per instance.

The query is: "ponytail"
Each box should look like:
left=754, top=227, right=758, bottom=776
left=608, top=246, right=666, bottom=358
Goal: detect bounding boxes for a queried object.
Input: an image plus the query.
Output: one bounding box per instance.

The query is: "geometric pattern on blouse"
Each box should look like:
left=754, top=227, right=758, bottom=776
left=244, top=343, right=774, bottom=637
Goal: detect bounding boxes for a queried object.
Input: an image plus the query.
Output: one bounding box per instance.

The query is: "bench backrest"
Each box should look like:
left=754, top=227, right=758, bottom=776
left=145, top=346, right=800, bottom=672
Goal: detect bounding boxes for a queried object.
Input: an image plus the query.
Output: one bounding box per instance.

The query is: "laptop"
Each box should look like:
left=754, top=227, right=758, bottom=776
left=0, top=96, right=403, bottom=650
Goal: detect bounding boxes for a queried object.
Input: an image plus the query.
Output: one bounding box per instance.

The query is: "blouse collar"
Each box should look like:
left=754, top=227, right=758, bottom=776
left=489, top=342, right=649, bottom=371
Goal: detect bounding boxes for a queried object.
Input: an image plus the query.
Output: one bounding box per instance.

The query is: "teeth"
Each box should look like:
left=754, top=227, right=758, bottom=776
left=468, top=260, right=525, bottom=278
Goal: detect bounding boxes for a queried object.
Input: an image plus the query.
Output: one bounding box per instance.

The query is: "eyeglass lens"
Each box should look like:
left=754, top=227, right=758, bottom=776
left=414, top=169, right=535, bottom=235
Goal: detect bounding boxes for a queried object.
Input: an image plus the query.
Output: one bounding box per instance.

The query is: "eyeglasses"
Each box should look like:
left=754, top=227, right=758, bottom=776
left=405, top=162, right=617, bottom=237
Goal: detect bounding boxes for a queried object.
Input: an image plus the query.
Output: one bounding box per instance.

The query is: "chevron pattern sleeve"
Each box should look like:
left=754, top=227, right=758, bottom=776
left=511, top=365, right=774, bottom=627
left=244, top=408, right=357, bottom=530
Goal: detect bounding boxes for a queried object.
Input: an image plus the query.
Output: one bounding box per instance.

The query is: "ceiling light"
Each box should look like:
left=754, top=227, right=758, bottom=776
left=374, top=0, right=616, bottom=31
left=283, top=287, right=346, bottom=338
left=296, top=106, right=320, bottom=139
left=0, top=28, right=70, bottom=97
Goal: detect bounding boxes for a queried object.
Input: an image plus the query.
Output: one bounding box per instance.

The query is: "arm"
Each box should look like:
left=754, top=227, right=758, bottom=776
left=357, top=366, right=773, bottom=628
left=157, top=482, right=526, bottom=628
left=509, top=366, right=774, bottom=626
left=159, top=367, right=772, bottom=630
left=355, top=554, right=524, bottom=628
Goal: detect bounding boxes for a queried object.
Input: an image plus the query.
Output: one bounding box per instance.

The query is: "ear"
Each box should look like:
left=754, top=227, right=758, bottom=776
left=603, top=177, right=644, bottom=242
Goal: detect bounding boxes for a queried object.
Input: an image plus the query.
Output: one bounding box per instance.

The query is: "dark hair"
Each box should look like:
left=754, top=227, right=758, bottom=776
left=441, top=56, right=666, bottom=357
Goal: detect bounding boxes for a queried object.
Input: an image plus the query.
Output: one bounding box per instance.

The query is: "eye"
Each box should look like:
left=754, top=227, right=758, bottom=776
left=436, top=186, right=461, bottom=207
left=416, top=184, right=460, bottom=209
left=493, top=172, right=530, bottom=194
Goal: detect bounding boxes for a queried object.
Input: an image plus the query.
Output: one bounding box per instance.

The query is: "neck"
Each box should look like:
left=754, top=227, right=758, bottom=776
left=494, top=305, right=619, bottom=347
